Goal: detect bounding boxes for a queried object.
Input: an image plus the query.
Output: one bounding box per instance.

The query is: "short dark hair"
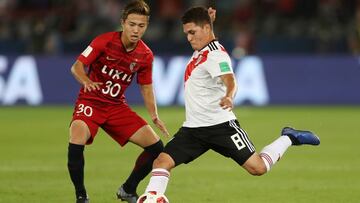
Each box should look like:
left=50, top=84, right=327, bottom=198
left=122, top=0, right=150, bottom=21
left=181, top=7, right=211, bottom=28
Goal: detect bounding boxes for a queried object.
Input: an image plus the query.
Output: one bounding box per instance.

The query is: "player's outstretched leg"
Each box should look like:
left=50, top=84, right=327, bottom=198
left=281, top=127, right=320, bottom=145
left=117, top=140, right=164, bottom=203
left=258, top=126, right=320, bottom=172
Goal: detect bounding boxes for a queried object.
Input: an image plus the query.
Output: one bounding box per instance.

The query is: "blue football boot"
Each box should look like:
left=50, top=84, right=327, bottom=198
left=281, top=127, right=320, bottom=146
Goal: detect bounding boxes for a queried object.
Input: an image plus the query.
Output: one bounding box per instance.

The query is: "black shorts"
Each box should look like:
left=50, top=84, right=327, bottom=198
left=164, top=120, right=256, bottom=166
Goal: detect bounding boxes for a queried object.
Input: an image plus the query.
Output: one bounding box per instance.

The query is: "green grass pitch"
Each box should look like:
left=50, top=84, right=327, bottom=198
left=0, top=105, right=359, bottom=203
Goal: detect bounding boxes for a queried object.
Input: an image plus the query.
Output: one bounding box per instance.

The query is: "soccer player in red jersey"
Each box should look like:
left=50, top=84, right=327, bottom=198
left=67, top=1, right=169, bottom=203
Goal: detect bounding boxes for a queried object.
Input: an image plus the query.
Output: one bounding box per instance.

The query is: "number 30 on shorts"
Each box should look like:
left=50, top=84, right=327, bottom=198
left=76, top=104, right=93, bottom=117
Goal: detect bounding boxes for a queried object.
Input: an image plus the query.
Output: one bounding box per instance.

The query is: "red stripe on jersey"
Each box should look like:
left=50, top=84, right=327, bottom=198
left=184, top=50, right=209, bottom=82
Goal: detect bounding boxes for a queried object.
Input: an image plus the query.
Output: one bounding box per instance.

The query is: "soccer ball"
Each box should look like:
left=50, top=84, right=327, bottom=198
left=137, top=192, right=169, bottom=203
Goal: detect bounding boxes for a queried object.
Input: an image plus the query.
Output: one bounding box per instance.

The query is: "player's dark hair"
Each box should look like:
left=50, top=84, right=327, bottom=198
left=181, top=6, right=212, bottom=28
left=122, top=0, right=150, bottom=21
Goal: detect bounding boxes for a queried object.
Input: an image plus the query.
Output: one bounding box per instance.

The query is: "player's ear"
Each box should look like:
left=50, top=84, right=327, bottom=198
left=121, top=18, right=125, bottom=27
left=204, top=24, right=211, bottom=34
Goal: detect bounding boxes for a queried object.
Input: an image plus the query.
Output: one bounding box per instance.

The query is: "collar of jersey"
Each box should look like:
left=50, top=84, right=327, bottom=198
left=197, top=39, right=219, bottom=53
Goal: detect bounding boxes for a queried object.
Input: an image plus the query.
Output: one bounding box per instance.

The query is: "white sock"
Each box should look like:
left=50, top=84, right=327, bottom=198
left=145, top=168, right=170, bottom=194
left=260, top=136, right=292, bottom=171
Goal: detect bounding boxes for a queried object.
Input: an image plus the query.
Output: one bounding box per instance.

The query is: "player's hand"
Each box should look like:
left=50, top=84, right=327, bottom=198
left=152, top=117, right=170, bottom=137
left=83, top=80, right=103, bottom=93
left=208, top=7, right=216, bottom=23
left=219, top=96, right=234, bottom=111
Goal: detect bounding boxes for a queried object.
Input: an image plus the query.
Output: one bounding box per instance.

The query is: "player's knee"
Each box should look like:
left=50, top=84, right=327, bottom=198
left=145, top=140, right=164, bottom=157
left=247, top=165, right=267, bottom=176
left=69, top=120, right=90, bottom=145
left=153, top=153, right=174, bottom=170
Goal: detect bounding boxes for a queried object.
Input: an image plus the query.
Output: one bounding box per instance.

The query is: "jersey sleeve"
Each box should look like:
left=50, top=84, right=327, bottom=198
left=77, top=33, right=109, bottom=66
left=205, top=50, right=233, bottom=78
left=136, top=54, right=153, bottom=85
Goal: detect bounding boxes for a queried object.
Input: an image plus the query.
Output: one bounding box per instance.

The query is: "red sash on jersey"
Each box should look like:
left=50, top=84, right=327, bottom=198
left=184, top=50, right=209, bottom=82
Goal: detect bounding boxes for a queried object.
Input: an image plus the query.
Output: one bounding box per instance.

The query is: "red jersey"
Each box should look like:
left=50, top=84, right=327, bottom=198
left=77, top=31, right=153, bottom=104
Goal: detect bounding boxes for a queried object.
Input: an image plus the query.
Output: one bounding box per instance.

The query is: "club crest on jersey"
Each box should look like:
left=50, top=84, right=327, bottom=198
left=129, top=62, right=137, bottom=72
left=195, top=56, right=202, bottom=66
left=195, top=55, right=205, bottom=66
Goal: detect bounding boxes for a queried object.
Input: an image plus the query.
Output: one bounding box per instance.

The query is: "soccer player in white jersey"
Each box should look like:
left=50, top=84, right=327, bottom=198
left=137, top=7, right=320, bottom=201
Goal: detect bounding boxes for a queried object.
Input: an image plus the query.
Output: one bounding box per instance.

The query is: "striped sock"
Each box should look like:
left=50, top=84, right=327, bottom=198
left=145, top=168, right=170, bottom=194
left=260, top=136, right=292, bottom=171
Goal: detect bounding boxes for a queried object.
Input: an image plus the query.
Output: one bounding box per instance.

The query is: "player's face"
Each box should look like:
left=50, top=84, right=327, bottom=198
left=122, top=13, right=148, bottom=44
left=183, top=22, right=212, bottom=51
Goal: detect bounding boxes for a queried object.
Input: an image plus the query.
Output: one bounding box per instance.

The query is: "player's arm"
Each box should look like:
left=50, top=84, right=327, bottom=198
left=208, top=7, right=216, bottom=39
left=70, top=60, right=102, bottom=92
left=140, top=84, right=170, bottom=136
left=208, top=7, right=216, bottom=23
left=219, top=73, right=237, bottom=111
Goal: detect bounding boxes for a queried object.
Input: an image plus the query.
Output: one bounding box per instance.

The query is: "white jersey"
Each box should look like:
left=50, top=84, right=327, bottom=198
left=183, top=40, right=236, bottom=127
